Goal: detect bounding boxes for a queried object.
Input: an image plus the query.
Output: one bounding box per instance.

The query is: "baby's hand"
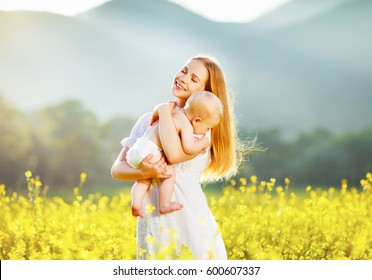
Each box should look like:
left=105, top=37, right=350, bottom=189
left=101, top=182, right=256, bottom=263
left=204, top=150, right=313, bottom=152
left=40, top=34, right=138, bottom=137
left=150, top=101, right=177, bottom=125
left=153, top=102, right=171, bottom=113
left=200, top=136, right=210, bottom=149
left=150, top=111, right=159, bottom=125
left=167, top=100, right=177, bottom=111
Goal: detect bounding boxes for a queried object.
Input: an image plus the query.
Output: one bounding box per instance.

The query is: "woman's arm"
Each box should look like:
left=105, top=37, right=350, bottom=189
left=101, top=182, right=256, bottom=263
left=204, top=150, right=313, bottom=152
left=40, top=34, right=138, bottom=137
left=157, top=104, right=198, bottom=164
left=111, top=146, right=171, bottom=181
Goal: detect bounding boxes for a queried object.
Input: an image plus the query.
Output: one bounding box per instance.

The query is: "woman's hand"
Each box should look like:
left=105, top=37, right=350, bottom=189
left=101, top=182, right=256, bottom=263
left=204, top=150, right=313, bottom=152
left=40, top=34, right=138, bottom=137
left=140, top=153, right=172, bottom=179
left=111, top=147, right=171, bottom=181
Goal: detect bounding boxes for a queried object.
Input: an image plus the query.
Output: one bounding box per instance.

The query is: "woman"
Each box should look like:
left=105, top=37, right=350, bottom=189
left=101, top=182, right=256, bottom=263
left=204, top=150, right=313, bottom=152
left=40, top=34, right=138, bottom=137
left=111, top=55, right=242, bottom=259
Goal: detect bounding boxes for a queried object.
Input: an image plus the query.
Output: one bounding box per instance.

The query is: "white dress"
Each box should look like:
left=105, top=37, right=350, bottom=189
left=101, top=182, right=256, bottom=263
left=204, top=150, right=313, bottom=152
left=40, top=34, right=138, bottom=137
left=121, top=112, right=227, bottom=260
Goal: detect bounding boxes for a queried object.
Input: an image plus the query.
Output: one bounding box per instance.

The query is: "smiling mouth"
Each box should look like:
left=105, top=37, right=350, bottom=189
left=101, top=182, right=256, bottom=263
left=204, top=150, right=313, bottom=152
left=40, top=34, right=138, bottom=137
left=175, top=81, right=186, bottom=91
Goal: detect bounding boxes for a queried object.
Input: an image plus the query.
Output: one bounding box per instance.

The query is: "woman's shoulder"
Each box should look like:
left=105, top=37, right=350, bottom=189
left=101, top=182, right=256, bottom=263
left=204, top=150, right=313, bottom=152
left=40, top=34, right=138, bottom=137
left=120, top=112, right=152, bottom=148
left=137, top=111, right=152, bottom=124
left=134, top=112, right=153, bottom=134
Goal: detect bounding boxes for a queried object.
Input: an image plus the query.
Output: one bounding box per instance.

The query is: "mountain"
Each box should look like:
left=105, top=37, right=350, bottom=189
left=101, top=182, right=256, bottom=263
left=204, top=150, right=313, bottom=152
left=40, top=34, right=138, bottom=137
left=0, top=0, right=371, bottom=137
left=225, top=0, right=372, bottom=134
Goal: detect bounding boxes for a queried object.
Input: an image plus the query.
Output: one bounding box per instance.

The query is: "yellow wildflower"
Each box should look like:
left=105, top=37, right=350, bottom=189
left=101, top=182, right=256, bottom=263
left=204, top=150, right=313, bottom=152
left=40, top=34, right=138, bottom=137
left=250, top=175, right=257, bottom=184
left=35, top=180, right=42, bottom=188
left=276, top=186, right=283, bottom=193
left=25, top=171, right=32, bottom=179
left=80, top=172, right=87, bottom=184
left=145, top=235, right=156, bottom=245
left=145, top=203, right=156, bottom=214
left=285, top=178, right=291, bottom=186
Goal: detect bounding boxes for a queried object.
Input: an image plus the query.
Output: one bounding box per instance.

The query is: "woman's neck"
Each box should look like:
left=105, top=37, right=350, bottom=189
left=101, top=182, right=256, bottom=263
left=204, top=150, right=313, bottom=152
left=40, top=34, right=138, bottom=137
left=175, top=98, right=186, bottom=108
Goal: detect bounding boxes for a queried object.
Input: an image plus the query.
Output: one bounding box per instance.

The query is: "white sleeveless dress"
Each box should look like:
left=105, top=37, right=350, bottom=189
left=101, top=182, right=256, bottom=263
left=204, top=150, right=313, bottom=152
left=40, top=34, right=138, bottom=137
left=121, top=112, right=227, bottom=260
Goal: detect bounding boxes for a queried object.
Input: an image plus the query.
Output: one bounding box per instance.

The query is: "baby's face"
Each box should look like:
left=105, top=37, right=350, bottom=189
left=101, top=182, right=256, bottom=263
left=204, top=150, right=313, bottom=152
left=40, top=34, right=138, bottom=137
left=192, top=115, right=220, bottom=135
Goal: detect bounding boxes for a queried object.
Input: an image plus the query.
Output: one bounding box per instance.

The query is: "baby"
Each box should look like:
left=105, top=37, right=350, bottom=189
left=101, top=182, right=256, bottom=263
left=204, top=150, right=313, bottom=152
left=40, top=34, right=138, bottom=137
left=127, top=90, right=223, bottom=218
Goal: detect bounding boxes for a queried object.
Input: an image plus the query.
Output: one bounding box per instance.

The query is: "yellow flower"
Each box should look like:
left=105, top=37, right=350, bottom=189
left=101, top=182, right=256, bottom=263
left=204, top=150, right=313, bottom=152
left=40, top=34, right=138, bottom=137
left=366, top=172, right=371, bottom=181
left=25, top=171, right=32, bottom=179
left=250, top=175, right=257, bottom=184
left=35, top=180, right=42, bottom=188
left=145, top=203, right=156, bottom=214
left=341, top=179, right=347, bottom=190
left=145, top=235, right=156, bottom=245
left=285, top=178, right=290, bottom=186
left=0, top=184, right=6, bottom=196
left=2, top=171, right=370, bottom=260
left=276, top=186, right=283, bottom=193
left=328, top=187, right=336, bottom=195
left=139, top=248, right=147, bottom=258
left=80, top=172, right=87, bottom=184
left=73, top=187, right=79, bottom=196
left=240, top=178, right=247, bottom=185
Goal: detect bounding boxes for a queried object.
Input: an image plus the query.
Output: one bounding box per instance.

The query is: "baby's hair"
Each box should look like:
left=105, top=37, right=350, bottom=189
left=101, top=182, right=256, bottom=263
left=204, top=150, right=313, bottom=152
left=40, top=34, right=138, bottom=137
left=184, top=90, right=224, bottom=122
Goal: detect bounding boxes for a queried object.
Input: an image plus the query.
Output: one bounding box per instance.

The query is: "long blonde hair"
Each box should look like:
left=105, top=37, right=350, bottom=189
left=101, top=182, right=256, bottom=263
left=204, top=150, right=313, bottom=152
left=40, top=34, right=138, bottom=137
left=190, top=55, right=244, bottom=182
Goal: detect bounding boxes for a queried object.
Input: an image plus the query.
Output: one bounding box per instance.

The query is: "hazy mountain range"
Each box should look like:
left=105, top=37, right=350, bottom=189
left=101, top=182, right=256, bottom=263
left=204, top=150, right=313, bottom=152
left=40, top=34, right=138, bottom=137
left=0, top=0, right=371, bottom=137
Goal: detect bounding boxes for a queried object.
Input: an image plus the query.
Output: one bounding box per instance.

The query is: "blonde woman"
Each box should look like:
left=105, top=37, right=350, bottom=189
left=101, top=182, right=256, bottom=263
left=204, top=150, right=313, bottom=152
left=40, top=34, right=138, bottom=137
left=111, top=55, right=243, bottom=259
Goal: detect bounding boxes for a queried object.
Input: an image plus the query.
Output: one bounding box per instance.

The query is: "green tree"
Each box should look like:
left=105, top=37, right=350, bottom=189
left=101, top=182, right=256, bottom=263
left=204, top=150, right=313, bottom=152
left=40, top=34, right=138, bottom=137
left=99, top=116, right=135, bottom=185
left=240, top=128, right=290, bottom=182
left=34, top=100, right=101, bottom=186
left=0, top=95, right=32, bottom=187
left=338, top=126, right=372, bottom=184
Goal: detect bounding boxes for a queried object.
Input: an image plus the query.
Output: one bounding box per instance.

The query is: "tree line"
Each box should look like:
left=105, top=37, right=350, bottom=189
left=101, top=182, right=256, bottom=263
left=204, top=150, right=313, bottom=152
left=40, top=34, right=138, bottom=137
left=240, top=127, right=372, bottom=187
left=0, top=96, right=134, bottom=191
left=1, top=96, right=371, bottom=192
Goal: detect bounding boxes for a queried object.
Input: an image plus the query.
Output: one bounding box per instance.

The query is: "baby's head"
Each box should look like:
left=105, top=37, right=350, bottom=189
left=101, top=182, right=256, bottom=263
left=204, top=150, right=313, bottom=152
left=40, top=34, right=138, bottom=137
left=184, top=91, right=223, bottom=135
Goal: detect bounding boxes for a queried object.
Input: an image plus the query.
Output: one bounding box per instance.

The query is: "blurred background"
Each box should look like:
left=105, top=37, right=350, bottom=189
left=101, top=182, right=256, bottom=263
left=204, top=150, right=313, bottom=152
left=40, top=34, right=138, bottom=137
left=0, top=0, right=371, bottom=196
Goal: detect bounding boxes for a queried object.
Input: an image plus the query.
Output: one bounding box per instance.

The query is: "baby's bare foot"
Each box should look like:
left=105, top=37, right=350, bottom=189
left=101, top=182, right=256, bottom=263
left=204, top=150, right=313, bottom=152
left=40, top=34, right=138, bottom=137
left=131, top=203, right=144, bottom=218
left=159, top=202, right=183, bottom=214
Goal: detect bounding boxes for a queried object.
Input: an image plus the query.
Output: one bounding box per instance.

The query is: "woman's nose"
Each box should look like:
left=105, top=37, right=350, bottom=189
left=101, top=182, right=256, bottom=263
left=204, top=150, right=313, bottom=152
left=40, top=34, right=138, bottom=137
left=178, top=75, right=187, bottom=84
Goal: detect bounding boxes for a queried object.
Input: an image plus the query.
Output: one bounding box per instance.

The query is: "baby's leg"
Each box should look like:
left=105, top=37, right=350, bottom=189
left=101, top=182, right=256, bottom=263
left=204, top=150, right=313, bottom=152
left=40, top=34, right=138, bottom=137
left=131, top=178, right=152, bottom=218
left=130, top=150, right=161, bottom=218
left=147, top=150, right=162, bottom=164
left=158, top=165, right=183, bottom=214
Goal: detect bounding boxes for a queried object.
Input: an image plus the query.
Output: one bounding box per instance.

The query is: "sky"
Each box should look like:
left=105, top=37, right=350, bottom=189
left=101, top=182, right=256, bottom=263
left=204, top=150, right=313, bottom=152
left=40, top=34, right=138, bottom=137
left=0, top=0, right=290, bottom=23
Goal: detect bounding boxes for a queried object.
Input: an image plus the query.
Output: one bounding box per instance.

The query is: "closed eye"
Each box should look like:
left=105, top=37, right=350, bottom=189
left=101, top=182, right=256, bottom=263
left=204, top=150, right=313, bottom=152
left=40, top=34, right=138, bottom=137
left=191, top=74, right=200, bottom=83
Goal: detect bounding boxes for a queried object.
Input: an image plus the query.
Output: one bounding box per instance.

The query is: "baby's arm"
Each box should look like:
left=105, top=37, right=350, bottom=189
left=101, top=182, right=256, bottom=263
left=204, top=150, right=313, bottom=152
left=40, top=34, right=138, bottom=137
left=157, top=104, right=199, bottom=164
left=174, top=111, right=209, bottom=155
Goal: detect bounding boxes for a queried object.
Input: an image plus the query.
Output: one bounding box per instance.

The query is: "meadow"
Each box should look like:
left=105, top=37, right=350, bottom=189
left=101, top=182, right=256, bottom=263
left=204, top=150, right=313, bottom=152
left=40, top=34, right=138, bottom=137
left=0, top=172, right=371, bottom=260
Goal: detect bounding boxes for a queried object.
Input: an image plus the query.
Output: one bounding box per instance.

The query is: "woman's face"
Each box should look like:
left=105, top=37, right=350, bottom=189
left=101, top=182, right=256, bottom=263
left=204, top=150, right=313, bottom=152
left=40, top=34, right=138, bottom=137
left=172, top=59, right=209, bottom=104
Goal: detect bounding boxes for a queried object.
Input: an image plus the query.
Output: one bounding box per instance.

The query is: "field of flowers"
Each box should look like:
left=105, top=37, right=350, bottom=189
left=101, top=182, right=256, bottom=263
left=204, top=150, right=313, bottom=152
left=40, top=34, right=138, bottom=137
left=0, top=172, right=371, bottom=260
